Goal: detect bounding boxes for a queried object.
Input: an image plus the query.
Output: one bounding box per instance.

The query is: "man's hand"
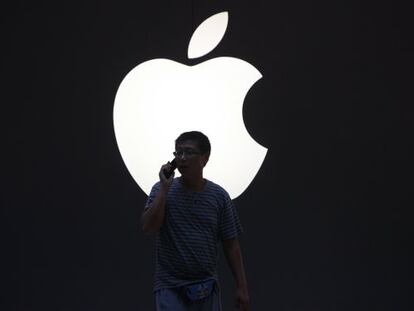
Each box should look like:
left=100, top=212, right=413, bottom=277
left=141, top=163, right=174, bottom=234
left=235, top=285, right=250, bottom=310
left=159, top=162, right=175, bottom=189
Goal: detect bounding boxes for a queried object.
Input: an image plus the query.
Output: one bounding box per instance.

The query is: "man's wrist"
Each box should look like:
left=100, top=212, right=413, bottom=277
left=236, top=281, right=248, bottom=289
left=159, top=184, right=170, bottom=194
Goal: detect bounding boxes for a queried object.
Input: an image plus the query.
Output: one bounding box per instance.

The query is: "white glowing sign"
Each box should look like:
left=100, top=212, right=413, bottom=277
left=113, top=11, right=267, bottom=199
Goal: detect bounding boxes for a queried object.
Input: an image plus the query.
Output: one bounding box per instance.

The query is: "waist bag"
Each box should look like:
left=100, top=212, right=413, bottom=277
left=183, top=279, right=216, bottom=302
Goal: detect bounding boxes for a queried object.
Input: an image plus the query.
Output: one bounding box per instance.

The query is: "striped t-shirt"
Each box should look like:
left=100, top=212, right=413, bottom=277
left=145, top=177, right=243, bottom=291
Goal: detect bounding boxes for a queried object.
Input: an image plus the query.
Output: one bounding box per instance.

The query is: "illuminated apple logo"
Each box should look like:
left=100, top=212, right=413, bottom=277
left=113, top=11, right=267, bottom=199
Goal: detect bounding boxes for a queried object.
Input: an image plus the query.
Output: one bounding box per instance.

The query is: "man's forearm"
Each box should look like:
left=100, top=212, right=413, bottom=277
left=223, top=239, right=248, bottom=287
left=141, top=187, right=168, bottom=233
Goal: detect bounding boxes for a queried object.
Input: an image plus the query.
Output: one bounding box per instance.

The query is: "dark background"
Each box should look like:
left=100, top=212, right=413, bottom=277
left=2, top=0, right=412, bottom=310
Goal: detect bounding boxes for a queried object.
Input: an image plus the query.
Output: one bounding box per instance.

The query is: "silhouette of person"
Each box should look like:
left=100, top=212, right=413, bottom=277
left=142, top=131, right=249, bottom=310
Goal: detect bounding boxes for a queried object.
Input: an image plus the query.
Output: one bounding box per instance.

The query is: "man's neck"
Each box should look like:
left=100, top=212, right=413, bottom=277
left=180, top=175, right=205, bottom=192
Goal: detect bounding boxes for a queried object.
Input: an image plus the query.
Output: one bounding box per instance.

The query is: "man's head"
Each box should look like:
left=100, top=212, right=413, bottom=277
left=175, top=131, right=211, bottom=155
left=174, top=131, right=210, bottom=176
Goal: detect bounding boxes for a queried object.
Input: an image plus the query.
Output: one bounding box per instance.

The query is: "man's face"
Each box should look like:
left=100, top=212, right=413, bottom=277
left=174, top=140, right=209, bottom=177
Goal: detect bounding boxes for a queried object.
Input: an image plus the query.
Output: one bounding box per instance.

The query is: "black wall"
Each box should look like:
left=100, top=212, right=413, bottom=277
left=3, top=0, right=411, bottom=310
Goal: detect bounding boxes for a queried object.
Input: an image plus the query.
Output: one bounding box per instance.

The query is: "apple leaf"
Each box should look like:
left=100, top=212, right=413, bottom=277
left=188, top=11, right=228, bottom=59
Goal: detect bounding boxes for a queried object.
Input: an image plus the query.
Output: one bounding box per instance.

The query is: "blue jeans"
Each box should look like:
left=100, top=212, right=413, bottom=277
left=155, top=284, right=222, bottom=311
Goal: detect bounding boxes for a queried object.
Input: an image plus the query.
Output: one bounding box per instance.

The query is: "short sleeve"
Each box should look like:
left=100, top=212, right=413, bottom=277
left=144, top=182, right=160, bottom=211
left=219, top=193, right=243, bottom=241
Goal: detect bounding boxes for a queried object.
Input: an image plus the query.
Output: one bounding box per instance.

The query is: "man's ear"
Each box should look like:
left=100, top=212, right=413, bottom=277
left=202, top=153, right=210, bottom=167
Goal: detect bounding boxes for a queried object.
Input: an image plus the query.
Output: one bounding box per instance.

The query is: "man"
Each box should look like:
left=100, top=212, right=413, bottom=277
left=141, top=131, right=249, bottom=310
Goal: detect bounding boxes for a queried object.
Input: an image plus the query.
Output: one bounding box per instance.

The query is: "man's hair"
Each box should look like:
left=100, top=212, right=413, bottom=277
left=175, top=131, right=211, bottom=155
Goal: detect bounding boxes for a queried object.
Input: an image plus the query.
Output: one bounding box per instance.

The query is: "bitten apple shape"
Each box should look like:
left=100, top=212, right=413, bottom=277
left=113, top=12, right=267, bottom=199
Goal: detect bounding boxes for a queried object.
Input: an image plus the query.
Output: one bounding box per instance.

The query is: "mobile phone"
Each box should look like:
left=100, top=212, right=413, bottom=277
left=163, top=158, right=177, bottom=179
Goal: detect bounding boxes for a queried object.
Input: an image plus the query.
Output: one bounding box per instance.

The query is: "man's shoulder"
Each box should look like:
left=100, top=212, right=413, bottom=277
left=150, top=178, right=180, bottom=191
left=149, top=181, right=161, bottom=193
left=206, top=179, right=224, bottom=191
left=151, top=178, right=183, bottom=197
left=152, top=180, right=161, bottom=188
left=205, top=179, right=231, bottom=199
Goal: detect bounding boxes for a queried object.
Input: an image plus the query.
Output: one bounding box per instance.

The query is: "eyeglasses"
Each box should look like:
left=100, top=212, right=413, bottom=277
left=173, top=149, right=201, bottom=158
